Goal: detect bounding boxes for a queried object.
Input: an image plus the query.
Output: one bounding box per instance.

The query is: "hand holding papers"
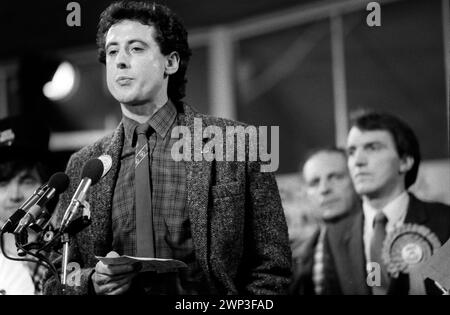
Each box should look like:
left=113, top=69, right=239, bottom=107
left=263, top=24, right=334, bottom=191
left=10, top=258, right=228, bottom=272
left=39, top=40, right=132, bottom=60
left=95, top=252, right=187, bottom=274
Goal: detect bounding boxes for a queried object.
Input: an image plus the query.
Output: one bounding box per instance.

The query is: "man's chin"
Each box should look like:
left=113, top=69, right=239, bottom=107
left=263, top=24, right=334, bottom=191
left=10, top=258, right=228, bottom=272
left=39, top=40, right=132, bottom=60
left=111, top=90, right=138, bottom=104
left=322, top=208, right=344, bottom=220
left=115, top=96, right=136, bottom=105
left=322, top=209, right=350, bottom=222
left=119, top=99, right=150, bottom=107
left=355, top=184, right=376, bottom=196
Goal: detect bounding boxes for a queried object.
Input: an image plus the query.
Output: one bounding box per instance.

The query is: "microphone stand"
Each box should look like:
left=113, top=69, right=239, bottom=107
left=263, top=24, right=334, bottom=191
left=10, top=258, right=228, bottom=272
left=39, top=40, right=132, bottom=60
left=3, top=201, right=92, bottom=294
left=60, top=200, right=91, bottom=293
left=61, top=232, right=70, bottom=293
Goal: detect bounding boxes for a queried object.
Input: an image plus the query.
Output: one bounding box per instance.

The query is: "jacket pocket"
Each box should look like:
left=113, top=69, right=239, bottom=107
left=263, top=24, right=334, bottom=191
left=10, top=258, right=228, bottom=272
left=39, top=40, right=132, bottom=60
left=211, top=181, right=244, bottom=199
left=210, top=181, right=246, bottom=277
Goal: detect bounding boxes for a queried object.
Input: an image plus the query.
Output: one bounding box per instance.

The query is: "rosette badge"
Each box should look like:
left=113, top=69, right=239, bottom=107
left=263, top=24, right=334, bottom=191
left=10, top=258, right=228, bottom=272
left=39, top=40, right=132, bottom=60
left=382, top=223, right=441, bottom=279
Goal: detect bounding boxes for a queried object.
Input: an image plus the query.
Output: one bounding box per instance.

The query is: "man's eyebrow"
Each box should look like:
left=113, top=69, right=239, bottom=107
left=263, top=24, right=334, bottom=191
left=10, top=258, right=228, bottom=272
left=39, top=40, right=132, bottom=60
left=105, top=41, right=118, bottom=50
left=128, top=39, right=148, bottom=46
left=364, top=141, right=384, bottom=147
left=106, top=39, right=148, bottom=49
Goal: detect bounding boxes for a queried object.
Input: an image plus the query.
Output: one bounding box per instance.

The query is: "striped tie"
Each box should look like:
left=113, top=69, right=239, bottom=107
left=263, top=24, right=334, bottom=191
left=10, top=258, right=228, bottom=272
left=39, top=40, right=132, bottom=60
left=134, top=123, right=155, bottom=257
left=370, top=212, right=390, bottom=295
left=313, top=227, right=326, bottom=295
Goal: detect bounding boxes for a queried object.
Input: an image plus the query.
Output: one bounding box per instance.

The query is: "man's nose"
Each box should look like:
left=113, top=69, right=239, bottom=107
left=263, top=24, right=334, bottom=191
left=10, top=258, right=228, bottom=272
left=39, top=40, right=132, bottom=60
left=116, top=49, right=130, bottom=69
left=318, top=180, right=332, bottom=196
left=352, top=148, right=367, bottom=167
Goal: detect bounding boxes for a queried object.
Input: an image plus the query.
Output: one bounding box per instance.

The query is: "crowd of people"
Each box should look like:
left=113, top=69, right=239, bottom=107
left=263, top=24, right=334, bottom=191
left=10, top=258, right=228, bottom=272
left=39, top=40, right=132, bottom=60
left=290, top=112, right=450, bottom=295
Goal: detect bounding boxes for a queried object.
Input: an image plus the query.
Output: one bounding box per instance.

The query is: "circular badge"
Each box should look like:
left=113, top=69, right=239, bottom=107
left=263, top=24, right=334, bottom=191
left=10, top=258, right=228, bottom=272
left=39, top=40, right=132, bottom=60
left=382, top=223, right=441, bottom=278
left=401, top=243, right=423, bottom=265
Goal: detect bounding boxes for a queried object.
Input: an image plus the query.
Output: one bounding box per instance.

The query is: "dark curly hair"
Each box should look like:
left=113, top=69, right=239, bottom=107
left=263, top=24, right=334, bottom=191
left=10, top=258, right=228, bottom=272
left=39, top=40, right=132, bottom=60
left=349, top=111, right=421, bottom=189
left=0, top=159, right=49, bottom=184
left=96, top=1, right=192, bottom=102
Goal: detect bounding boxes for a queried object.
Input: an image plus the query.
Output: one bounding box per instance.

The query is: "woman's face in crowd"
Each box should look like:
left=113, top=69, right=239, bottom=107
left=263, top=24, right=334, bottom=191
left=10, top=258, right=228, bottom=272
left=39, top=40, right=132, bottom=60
left=0, top=168, right=42, bottom=226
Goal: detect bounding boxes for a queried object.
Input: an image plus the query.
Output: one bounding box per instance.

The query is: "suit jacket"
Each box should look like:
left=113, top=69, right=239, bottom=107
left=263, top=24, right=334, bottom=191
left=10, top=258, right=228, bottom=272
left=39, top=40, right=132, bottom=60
left=323, top=194, right=450, bottom=295
left=289, top=207, right=359, bottom=295
left=289, top=226, right=320, bottom=295
left=43, top=103, right=292, bottom=295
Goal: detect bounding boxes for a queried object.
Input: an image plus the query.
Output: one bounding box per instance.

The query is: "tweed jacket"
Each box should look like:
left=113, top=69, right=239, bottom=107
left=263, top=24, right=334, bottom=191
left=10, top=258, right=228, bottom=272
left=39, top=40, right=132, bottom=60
left=43, top=103, right=292, bottom=295
left=323, top=193, right=450, bottom=295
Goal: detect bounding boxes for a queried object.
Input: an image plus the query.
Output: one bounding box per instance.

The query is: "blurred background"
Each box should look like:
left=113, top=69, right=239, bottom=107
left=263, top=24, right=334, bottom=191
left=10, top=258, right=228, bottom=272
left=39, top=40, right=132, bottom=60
left=0, top=0, right=448, bottom=241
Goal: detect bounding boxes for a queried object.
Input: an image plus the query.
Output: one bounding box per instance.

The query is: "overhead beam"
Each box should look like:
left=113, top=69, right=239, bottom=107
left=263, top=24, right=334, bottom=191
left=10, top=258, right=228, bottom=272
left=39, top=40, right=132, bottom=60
left=190, top=0, right=403, bottom=45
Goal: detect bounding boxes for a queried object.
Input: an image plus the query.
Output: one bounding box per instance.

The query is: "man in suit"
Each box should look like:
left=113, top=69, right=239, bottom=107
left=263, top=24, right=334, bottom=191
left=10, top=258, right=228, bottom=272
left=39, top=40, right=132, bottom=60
left=290, top=147, right=359, bottom=295
left=43, top=1, right=291, bottom=295
left=324, top=111, right=450, bottom=295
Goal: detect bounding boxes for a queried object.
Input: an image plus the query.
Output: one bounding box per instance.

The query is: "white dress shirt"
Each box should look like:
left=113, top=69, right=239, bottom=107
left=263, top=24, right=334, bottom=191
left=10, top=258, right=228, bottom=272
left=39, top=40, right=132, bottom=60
left=363, top=191, right=410, bottom=262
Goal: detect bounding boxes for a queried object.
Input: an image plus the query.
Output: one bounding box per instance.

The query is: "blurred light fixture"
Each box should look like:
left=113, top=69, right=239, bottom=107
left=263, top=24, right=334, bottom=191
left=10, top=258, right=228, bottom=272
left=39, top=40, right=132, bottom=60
left=43, top=61, right=78, bottom=101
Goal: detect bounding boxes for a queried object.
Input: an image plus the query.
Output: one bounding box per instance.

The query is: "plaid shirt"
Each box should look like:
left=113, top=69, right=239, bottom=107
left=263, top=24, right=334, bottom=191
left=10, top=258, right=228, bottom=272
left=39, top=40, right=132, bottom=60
left=112, top=101, right=208, bottom=294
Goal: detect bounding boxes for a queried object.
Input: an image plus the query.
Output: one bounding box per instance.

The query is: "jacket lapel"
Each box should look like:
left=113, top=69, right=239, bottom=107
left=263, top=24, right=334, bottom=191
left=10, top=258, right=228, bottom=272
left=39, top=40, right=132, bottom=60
left=90, top=124, right=124, bottom=256
left=183, top=104, right=214, bottom=285
left=404, top=193, right=428, bottom=225
left=341, top=212, right=371, bottom=294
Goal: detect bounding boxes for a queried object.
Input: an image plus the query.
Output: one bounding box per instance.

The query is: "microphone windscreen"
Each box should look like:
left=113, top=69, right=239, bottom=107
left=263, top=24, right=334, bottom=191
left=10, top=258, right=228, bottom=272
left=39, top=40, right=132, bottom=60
left=81, top=158, right=104, bottom=185
left=48, top=172, right=70, bottom=194
left=98, top=155, right=112, bottom=178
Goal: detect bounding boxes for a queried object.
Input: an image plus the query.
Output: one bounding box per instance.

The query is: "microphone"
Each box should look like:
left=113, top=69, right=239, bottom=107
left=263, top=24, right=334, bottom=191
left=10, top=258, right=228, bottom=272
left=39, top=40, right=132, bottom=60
left=59, top=155, right=112, bottom=232
left=1, top=183, right=50, bottom=233
left=14, top=172, right=70, bottom=235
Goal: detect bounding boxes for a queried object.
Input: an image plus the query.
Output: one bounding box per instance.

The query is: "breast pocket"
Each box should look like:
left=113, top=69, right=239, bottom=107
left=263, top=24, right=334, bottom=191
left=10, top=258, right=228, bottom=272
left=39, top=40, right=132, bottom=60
left=211, top=181, right=244, bottom=199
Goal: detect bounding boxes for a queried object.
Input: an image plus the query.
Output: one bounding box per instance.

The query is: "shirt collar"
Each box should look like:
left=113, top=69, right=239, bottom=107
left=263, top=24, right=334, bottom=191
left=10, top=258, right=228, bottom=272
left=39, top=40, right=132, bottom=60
left=363, top=191, right=410, bottom=227
left=122, top=100, right=177, bottom=146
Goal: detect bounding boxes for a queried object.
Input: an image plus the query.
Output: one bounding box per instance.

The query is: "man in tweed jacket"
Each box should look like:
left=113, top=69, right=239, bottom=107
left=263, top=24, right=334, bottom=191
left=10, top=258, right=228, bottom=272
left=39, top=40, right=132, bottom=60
left=43, top=1, right=291, bottom=295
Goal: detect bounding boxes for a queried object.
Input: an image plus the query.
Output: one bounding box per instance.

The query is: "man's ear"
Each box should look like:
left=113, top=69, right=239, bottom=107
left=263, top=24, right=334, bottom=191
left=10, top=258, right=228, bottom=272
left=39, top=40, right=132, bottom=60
left=399, top=156, right=414, bottom=174
left=165, top=52, right=180, bottom=75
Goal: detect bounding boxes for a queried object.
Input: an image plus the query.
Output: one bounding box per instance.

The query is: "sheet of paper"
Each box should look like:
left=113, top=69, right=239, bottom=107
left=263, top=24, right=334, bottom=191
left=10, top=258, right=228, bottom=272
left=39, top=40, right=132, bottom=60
left=95, top=255, right=188, bottom=273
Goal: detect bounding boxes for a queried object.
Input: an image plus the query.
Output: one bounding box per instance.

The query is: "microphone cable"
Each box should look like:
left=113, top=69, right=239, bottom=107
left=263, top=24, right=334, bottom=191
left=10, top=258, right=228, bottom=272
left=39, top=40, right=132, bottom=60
left=0, top=229, right=60, bottom=286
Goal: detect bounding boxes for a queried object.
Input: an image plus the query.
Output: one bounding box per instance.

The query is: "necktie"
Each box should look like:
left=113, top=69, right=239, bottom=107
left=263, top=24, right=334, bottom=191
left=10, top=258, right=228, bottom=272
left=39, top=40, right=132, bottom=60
left=134, top=123, right=155, bottom=257
left=312, top=226, right=326, bottom=295
left=370, top=212, right=390, bottom=294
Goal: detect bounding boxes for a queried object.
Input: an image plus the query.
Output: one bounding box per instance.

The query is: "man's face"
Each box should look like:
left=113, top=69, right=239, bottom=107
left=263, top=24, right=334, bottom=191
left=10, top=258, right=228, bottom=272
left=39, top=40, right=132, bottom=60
left=105, top=20, right=169, bottom=106
left=0, top=168, right=42, bottom=226
left=346, top=127, right=410, bottom=199
left=303, top=151, right=357, bottom=221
